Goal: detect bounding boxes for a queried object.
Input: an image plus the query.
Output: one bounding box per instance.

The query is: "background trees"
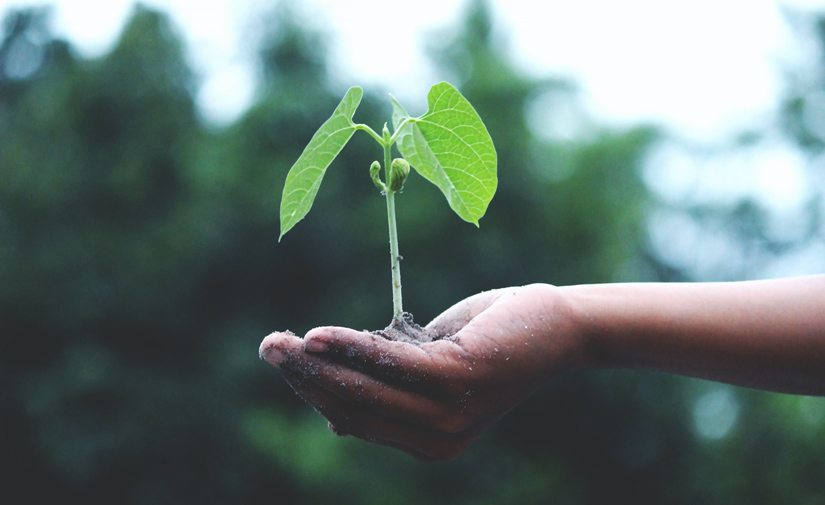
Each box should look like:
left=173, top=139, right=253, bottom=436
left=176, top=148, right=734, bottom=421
left=1, top=1, right=822, bottom=503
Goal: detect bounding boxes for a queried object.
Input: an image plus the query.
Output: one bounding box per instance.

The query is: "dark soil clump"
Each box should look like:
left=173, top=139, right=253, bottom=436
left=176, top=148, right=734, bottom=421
left=372, top=312, right=447, bottom=345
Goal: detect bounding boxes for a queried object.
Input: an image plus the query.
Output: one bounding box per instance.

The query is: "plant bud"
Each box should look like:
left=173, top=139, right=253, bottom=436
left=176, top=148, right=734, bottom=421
left=369, top=161, right=386, bottom=191
left=388, top=158, right=410, bottom=192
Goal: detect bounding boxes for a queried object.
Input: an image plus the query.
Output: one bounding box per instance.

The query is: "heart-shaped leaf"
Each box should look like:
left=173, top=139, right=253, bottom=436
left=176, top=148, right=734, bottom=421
left=392, top=82, right=497, bottom=226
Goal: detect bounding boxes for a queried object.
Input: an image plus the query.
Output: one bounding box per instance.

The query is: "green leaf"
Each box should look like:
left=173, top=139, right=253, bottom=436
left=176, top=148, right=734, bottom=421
left=392, top=82, right=497, bottom=226
left=279, top=87, right=362, bottom=240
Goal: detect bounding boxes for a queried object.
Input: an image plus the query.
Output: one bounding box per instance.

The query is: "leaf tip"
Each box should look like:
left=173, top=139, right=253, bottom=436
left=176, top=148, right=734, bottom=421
left=279, top=219, right=296, bottom=242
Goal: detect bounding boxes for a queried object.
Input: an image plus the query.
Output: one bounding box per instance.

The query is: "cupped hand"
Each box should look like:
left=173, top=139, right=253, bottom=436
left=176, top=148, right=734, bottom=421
left=259, top=283, right=590, bottom=461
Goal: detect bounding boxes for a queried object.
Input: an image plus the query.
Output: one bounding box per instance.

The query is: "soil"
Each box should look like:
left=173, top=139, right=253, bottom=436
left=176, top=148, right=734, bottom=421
left=372, top=312, right=449, bottom=345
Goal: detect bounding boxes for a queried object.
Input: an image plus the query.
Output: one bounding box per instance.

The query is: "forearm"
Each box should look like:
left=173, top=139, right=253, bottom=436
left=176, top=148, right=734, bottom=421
left=562, top=276, right=825, bottom=395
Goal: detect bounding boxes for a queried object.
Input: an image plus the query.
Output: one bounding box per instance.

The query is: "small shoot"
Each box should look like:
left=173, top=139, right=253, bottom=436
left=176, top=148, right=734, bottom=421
left=279, top=82, right=497, bottom=323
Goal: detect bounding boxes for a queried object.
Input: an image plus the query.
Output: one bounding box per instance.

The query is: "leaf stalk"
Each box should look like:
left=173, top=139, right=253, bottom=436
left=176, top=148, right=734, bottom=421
left=388, top=117, right=416, bottom=144
left=355, top=123, right=384, bottom=145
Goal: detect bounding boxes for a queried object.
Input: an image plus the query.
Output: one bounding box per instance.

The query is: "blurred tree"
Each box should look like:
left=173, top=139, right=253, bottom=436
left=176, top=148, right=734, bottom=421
left=780, top=11, right=825, bottom=255
left=643, top=11, right=825, bottom=284
left=0, top=6, right=286, bottom=503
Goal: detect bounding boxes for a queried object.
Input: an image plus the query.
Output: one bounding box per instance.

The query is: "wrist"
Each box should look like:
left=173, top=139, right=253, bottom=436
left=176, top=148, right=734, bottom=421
left=524, top=283, right=602, bottom=375
left=555, top=284, right=614, bottom=372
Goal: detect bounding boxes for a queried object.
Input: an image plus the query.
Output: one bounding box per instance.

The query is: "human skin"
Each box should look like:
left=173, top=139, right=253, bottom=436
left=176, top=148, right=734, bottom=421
left=259, top=275, right=825, bottom=461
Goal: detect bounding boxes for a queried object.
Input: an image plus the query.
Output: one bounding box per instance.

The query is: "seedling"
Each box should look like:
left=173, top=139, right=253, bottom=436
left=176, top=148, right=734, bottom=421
left=279, top=82, right=497, bottom=323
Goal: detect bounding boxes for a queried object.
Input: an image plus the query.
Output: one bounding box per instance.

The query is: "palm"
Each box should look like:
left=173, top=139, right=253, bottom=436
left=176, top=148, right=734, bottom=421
left=259, top=284, right=583, bottom=460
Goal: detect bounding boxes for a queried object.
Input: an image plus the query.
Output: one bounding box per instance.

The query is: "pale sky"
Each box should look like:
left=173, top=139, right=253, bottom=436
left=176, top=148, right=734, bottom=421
left=3, top=0, right=825, bottom=139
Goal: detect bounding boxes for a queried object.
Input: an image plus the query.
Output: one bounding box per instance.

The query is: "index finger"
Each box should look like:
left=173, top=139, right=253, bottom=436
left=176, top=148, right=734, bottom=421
left=303, top=326, right=469, bottom=387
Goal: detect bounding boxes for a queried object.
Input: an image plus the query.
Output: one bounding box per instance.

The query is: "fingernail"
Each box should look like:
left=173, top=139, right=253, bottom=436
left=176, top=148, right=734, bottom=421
left=304, top=338, right=328, bottom=353
left=259, top=343, right=285, bottom=364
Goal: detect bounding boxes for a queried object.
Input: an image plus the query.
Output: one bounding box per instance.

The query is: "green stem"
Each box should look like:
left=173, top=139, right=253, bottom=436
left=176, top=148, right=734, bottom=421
left=388, top=117, right=416, bottom=144
left=386, top=191, right=403, bottom=321
left=383, top=133, right=403, bottom=321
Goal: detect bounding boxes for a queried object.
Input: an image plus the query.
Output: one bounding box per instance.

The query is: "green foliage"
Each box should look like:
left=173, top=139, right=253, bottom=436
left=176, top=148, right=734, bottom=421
left=277, top=80, right=497, bottom=320
left=279, top=86, right=362, bottom=239
left=279, top=81, right=497, bottom=238
left=392, top=82, right=497, bottom=225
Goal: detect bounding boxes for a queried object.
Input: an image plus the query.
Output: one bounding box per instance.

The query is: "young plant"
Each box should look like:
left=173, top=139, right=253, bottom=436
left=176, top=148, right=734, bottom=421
left=279, top=82, right=497, bottom=323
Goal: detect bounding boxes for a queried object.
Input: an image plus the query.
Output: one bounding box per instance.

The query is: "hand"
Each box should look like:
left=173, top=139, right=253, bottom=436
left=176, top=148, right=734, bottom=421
left=259, top=284, right=591, bottom=461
